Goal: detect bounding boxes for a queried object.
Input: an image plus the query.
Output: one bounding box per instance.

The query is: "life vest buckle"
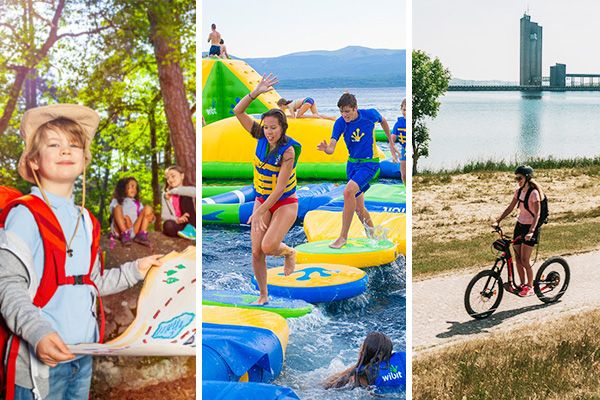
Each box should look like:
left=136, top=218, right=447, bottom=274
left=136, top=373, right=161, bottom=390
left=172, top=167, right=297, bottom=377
left=72, top=275, right=85, bottom=285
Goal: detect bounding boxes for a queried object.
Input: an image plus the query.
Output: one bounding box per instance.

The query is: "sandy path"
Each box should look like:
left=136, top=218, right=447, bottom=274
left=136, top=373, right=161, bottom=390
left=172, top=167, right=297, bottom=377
left=413, top=250, right=600, bottom=355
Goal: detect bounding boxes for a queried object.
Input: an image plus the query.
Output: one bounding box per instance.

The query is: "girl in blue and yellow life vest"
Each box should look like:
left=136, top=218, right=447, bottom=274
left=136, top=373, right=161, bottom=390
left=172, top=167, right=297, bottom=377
left=233, top=74, right=302, bottom=305
left=323, top=332, right=406, bottom=393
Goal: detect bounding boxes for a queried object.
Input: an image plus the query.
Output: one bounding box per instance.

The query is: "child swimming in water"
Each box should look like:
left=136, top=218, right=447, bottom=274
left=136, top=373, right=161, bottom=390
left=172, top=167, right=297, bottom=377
left=277, top=97, right=335, bottom=120
left=323, top=332, right=405, bottom=390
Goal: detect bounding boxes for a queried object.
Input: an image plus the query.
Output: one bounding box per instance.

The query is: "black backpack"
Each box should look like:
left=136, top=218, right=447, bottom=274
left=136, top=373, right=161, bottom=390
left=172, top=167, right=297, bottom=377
left=517, top=186, right=548, bottom=228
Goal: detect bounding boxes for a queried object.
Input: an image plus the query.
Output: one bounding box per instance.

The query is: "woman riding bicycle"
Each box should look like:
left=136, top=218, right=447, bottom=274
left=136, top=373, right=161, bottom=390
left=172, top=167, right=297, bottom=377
left=494, top=165, right=546, bottom=297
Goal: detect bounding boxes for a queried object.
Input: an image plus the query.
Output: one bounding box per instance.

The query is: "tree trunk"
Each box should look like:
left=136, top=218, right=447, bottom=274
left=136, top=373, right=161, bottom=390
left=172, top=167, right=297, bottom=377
left=412, top=153, right=419, bottom=176
left=147, top=3, right=196, bottom=185
left=0, top=67, right=30, bottom=134
left=24, top=69, right=37, bottom=109
left=148, top=95, right=162, bottom=230
left=0, top=0, right=65, bottom=135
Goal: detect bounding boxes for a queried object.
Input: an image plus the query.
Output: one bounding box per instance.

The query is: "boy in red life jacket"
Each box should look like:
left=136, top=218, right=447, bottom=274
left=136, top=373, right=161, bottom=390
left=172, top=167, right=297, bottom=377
left=0, top=104, right=162, bottom=399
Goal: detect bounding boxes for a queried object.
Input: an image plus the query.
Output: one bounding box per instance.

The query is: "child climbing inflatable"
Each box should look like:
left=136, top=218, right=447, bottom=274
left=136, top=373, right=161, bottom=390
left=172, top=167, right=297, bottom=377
left=277, top=97, right=335, bottom=120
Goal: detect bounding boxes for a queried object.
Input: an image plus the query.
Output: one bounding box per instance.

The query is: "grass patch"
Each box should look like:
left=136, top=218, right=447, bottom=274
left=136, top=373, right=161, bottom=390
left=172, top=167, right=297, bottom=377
left=414, top=308, right=600, bottom=400
left=414, top=218, right=600, bottom=277
left=418, top=156, right=600, bottom=176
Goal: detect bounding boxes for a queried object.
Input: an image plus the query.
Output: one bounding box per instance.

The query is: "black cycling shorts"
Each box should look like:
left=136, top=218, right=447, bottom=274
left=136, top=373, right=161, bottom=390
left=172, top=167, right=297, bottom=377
left=513, top=222, right=539, bottom=247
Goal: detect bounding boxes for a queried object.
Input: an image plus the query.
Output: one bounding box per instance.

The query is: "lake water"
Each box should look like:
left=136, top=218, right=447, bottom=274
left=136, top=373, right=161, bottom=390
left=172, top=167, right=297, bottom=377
left=420, top=91, right=600, bottom=170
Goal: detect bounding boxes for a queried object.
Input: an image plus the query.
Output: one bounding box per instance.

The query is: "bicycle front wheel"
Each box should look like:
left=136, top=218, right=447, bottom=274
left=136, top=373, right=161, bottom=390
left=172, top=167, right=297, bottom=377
left=465, top=270, right=504, bottom=319
left=534, top=256, right=570, bottom=304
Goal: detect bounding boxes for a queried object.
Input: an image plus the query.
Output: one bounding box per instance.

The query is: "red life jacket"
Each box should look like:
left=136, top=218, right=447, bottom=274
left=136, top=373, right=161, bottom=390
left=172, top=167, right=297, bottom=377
left=0, top=191, right=104, bottom=399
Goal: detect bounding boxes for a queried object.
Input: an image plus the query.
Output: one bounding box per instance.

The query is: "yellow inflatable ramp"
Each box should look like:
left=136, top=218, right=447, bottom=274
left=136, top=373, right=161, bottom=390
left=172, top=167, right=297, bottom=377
left=203, top=116, right=387, bottom=180
left=303, top=209, right=406, bottom=255
left=203, top=305, right=289, bottom=353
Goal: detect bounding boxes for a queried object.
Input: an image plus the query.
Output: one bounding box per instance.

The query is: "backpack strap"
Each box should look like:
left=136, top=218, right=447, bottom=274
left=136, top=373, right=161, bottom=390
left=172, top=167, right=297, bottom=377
left=3, top=336, right=20, bottom=400
left=1, top=195, right=67, bottom=308
left=523, top=187, right=534, bottom=218
left=518, top=186, right=536, bottom=218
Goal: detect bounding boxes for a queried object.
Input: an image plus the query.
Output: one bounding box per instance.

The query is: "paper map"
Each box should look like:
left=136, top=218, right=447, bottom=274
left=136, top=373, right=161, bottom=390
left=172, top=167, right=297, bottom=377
left=69, top=246, right=196, bottom=356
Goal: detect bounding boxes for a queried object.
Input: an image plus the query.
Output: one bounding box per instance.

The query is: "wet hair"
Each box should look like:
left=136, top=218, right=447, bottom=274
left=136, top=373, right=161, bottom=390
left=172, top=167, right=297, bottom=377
left=323, top=332, right=393, bottom=389
left=25, top=118, right=91, bottom=176
left=164, top=165, right=185, bottom=191
left=251, top=109, right=290, bottom=165
left=113, top=176, right=140, bottom=205
left=337, top=92, right=358, bottom=109
left=352, top=332, right=393, bottom=387
left=277, top=98, right=293, bottom=107
left=211, top=23, right=216, bottom=29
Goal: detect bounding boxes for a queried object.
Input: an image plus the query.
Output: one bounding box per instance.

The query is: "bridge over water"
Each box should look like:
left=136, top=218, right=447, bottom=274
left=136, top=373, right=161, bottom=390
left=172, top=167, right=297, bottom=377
left=448, top=85, right=600, bottom=92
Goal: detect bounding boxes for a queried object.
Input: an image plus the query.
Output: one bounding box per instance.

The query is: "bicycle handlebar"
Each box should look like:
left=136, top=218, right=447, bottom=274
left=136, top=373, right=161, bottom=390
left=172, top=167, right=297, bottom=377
left=491, top=223, right=521, bottom=243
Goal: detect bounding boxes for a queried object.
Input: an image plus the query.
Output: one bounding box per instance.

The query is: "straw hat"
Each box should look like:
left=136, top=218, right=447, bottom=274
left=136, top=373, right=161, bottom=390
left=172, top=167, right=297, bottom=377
left=18, top=104, right=100, bottom=183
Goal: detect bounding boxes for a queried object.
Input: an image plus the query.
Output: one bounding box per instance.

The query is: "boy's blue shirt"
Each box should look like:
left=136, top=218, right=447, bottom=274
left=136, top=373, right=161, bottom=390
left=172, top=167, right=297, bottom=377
left=393, top=116, right=407, bottom=148
left=4, top=186, right=98, bottom=345
left=332, top=109, right=382, bottom=160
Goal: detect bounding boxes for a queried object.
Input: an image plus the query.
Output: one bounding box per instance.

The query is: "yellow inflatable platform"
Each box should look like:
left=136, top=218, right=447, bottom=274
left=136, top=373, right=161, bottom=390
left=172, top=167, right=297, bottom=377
left=203, top=117, right=387, bottom=180
left=303, top=209, right=406, bottom=256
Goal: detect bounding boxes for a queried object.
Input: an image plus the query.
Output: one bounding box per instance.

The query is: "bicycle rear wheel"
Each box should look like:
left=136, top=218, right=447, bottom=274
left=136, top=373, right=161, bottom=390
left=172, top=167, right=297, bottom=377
left=534, top=256, right=570, bottom=304
left=465, top=270, right=504, bottom=319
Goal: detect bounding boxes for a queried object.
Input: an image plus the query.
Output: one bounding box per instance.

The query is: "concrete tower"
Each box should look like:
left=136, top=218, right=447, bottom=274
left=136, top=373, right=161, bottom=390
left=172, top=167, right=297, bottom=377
left=520, top=13, right=543, bottom=86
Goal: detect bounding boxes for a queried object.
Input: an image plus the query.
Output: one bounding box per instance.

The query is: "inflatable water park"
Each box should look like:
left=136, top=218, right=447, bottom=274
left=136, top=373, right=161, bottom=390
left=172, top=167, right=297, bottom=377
left=202, top=58, right=406, bottom=399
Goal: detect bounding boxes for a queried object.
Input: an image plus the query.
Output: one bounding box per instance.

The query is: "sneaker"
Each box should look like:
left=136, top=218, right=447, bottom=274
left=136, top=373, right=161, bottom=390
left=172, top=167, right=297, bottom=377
left=134, top=231, right=151, bottom=247
left=120, top=230, right=132, bottom=247
left=518, top=285, right=534, bottom=297
left=177, top=224, right=196, bottom=240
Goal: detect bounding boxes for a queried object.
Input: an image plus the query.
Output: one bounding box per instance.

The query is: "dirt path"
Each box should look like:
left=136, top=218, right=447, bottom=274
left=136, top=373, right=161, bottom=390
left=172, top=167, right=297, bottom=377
left=413, top=249, right=600, bottom=355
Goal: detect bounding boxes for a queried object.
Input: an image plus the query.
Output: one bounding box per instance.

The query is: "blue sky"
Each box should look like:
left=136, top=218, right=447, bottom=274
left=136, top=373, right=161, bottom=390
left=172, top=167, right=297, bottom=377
left=414, top=0, right=600, bottom=81
left=202, top=0, right=407, bottom=58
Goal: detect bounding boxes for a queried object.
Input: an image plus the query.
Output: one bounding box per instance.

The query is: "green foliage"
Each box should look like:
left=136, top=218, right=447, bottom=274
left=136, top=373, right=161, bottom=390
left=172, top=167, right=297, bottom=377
left=0, top=0, right=196, bottom=230
left=412, top=50, right=451, bottom=174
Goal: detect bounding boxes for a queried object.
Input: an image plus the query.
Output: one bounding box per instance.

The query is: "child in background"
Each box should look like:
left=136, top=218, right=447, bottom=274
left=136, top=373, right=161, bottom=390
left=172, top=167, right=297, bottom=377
left=323, top=332, right=406, bottom=391
left=0, top=104, right=162, bottom=399
left=277, top=97, right=336, bottom=120
left=219, top=39, right=230, bottom=59
left=110, top=177, right=154, bottom=246
left=161, top=165, right=196, bottom=240
left=391, top=98, right=407, bottom=183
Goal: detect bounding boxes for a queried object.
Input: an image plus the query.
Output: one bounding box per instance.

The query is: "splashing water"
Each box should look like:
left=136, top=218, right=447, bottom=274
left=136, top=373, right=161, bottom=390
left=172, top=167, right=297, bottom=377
left=202, top=223, right=406, bottom=399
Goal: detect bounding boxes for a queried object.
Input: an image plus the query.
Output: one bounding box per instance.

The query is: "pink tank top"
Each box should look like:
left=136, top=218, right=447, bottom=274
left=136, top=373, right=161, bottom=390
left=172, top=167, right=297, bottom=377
left=171, top=194, right=182, bottom=218
left=515, top=187, right=540, bottom=225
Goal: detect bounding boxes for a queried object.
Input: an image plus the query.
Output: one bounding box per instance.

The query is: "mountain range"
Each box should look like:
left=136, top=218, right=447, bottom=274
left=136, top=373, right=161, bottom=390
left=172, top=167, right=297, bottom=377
left=204, top=46, right=405, bottom=89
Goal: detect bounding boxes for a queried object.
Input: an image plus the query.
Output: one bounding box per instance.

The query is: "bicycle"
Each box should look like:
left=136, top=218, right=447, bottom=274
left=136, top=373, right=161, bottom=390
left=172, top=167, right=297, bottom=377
left=464, top=225, right=570, bottom=319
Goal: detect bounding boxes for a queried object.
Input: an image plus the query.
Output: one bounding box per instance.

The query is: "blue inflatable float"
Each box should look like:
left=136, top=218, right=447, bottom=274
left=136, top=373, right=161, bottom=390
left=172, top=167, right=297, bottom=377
left=202, top=306, right=289, bottom=383
left=252, top=263, right=368, bottom=303
left=203, top=323, right=284, bottom=383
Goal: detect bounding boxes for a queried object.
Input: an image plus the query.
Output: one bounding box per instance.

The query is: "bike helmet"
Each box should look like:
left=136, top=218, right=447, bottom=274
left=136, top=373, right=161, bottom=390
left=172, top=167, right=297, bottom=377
left=514, top=165, right=534, bottom=180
